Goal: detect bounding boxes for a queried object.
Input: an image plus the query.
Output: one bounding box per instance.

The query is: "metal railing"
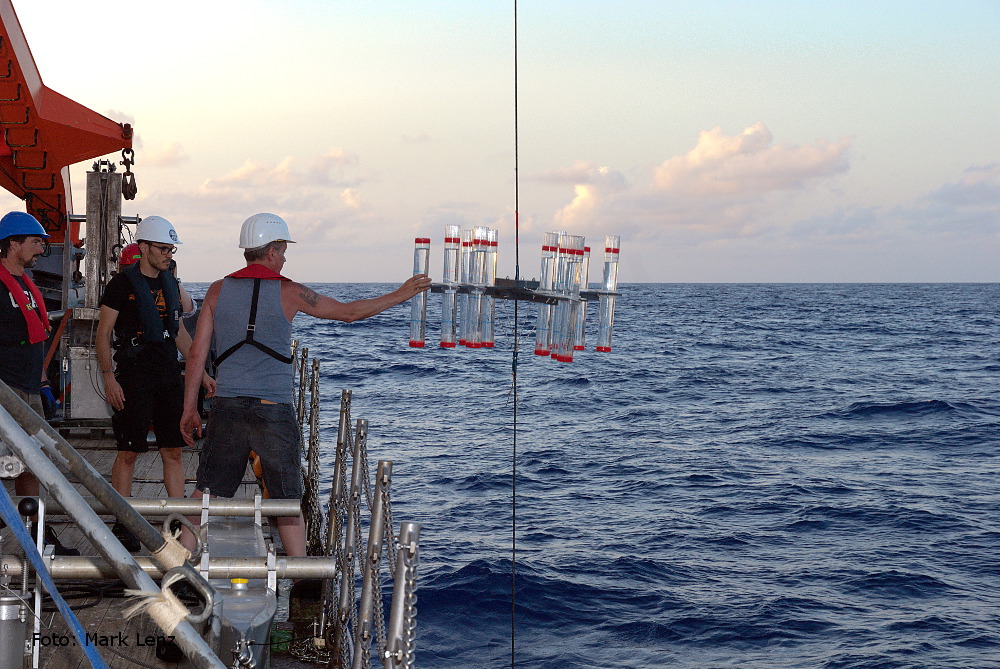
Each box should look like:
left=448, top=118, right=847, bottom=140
left=291, top=347, right=422, bottom=669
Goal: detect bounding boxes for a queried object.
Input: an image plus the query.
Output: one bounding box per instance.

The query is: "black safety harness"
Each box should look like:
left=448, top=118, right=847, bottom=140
left=213, top=278, right=293, bottom=367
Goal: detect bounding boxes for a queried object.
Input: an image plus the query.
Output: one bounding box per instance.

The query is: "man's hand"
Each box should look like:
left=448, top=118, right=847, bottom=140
left=103, top=374, right=125, bottom=411
left=397, top=273, right=432, bottom=301
left=180, top=407, right=202, bottom=447
left=201, top=372, right=216, bottom=398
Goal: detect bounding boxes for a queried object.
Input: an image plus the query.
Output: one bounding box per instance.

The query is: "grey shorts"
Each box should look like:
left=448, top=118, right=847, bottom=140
left=195, top=396, right=303, bottom=499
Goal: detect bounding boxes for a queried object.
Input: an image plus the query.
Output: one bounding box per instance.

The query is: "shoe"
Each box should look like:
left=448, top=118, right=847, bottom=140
left=111, top=521, right=141, bottom=553
left=42, top=525, right=80, bottom=557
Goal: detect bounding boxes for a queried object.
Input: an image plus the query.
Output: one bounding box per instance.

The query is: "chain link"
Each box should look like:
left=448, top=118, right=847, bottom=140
left=383, top=477, right=397, bottom=579
left=404, top=563, right=419, bottom=669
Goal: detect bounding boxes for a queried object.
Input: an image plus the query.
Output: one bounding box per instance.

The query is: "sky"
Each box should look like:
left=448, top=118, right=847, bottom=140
left=3, top=0, right=998, bottom=283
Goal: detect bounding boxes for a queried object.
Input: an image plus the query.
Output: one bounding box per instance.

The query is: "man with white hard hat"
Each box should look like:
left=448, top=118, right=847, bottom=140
left=96, top=215, right=215, bottom=551
left=179, top=213, right=430, bottom=557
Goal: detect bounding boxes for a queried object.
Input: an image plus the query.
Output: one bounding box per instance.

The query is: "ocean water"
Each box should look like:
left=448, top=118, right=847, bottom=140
left=189, top=282, right=1000, bottom=669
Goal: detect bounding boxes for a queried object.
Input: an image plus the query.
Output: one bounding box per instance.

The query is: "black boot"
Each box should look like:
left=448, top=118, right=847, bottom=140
left=111, top=521, right=141, bottom=553
left=40, top=525, right=80, bottom=557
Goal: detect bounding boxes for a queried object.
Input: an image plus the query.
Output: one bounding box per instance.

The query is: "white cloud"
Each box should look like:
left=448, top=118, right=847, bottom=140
left=543, top=123, right=852, bottom=242
left=144, top=142, right=189, bottom=168
left=653, top=122, right=850, bottom=196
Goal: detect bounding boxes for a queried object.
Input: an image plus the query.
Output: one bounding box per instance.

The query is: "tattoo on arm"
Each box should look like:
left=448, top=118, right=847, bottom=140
left=300, top=286, right=320, bottom=307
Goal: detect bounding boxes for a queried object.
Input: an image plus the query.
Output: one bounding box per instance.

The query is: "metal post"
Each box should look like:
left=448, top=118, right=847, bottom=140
left=333, top=418, right=368, bottom=664
left=0, top=394, right=225, bottom=668
left=383, top=522, right=421, bottom=669
left=320, top=390, right=351, bottom=649
left=84, top=165, right=122, bottom=309
left=351, top=460, right=391, bottom=669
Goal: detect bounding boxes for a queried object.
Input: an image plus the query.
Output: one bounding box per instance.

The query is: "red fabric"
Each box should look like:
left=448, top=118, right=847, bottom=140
left=0, top=264, right=49, bottom=343
left=226, top=265, right=290, bottom=281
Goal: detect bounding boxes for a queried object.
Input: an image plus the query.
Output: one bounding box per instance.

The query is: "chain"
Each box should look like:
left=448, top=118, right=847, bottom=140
left=305, top=360, right=324, bottom=554
left=348, top=485, right=363, bottom=653
left=289, top=636, right=331, bottom=665
left=360, top=435, right=373, bottom=510
left=120, top=148, right=137, bottom=200
left=373, top=474, right=393, bottom=657
left=374, top=562, right=387, bottom=660
left=383, top=477, right=397, bottom=579
left=403, top=553, right=419, bottom=669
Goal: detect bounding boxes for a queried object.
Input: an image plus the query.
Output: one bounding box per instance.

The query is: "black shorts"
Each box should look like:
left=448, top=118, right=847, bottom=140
left=112, top=371, right=185, bottom=452
left=196, top=396, right=302, bottom=499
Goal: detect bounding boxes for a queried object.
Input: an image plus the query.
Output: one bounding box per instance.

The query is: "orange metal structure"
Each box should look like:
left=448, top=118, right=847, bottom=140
left=0, top=0, right=132, bottom=244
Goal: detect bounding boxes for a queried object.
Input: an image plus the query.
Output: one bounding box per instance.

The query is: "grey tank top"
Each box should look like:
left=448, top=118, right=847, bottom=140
left=213, top=277, right=293, bottom=404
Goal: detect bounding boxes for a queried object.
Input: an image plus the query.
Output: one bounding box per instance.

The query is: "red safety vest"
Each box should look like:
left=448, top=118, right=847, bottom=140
left=0, top=264, right=49, bottom=344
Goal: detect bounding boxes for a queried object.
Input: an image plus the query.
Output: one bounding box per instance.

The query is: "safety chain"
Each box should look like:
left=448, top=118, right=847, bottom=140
left=360, top=434, right=373, bottom=510
left=120, top=148, right=137, bottom=200
left=383, top=480, right=398, bottom=579
left=289, top=635, right=330, bottom=665
left=305, top=359, right=324, bottom=555
left=403, top=555, right=419, bottom=669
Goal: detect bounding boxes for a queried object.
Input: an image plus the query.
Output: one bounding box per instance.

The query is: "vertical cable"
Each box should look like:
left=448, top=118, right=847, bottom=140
left=511, top=1, right=520, bottom=667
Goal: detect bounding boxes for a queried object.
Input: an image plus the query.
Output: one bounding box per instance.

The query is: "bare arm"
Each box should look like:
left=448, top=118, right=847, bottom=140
left=96, top=305, right=125, bottom=410
left=284, top=274, right=432, bottom=322
left=178, top=282, right=196, bottom=315
left=180, top=280, right=221, bottom=446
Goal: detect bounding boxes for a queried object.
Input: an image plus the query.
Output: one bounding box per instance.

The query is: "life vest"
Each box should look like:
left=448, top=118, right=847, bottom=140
left=121, top=263, right=180, bottom=344
left=213, top=265, right=293, bottom=367
left=0, top=264, right=49, bottom=344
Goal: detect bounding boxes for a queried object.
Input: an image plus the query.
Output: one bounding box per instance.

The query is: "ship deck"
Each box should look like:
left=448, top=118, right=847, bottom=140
left=1, top=429, right=314, bottom=669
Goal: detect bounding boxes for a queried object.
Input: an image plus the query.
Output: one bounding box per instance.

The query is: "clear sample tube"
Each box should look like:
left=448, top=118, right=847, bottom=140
left=441, top=225, right=460, bottom=348
left=534, top=232, right=559, bottom=356
left=550, top=233, right=572, bottom=361
left=409, top=237, right=430, bottom=347
left=557, top=235, right=585, bottom=362
left=596, top=235, right=620, bottom=352
left=458, top=229, right=473, bottom=346
left=574, top=246, right=591, bottom=351
left=481, top=228, right=498, bottom=348
left=467, top=226, right=489, bottom=347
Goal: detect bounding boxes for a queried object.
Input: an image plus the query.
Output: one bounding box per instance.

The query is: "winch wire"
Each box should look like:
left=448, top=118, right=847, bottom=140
left=510, top=1, right=521, bottom=667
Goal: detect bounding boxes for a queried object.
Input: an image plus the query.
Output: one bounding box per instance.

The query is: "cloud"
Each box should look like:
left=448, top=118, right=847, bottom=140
left=204, top=148, right=367, bottom=190
left=923, top=163, right=1000, bottom=208
left=545, top=123, right=852, bottom=241
left=144, top=142, right=189, bottom=168
left=129, top=149, right=385, bottom=252
left=654, top=122, right=850, bottom=196
left=907, top=163, right=1000, bottom=236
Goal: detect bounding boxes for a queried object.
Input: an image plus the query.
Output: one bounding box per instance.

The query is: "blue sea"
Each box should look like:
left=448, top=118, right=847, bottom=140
left=190, top=282, right=1000, bottom=669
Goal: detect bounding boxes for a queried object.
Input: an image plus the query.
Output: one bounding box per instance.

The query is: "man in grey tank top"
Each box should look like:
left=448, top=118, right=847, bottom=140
left=179, top=213, right=430, bottom=557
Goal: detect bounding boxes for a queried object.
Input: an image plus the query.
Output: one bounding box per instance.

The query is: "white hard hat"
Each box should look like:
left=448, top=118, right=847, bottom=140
left=239, top=212, right=296, bottom=249
left=135, top=215, right=182, bottom=245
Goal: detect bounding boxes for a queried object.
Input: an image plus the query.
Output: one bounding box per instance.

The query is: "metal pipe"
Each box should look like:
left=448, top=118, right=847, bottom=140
left=352, top=460, right=391, bottom=669
left=0, top=555, right=339, bottom=581
left=0, top=384, right=225, bottom=669
left=0, top=383, right=166, bottom=554
left=383, top=522, right=421, bottom=669
left=334, top=418, right=368, bottom=663
left=10, top=496, right=302, bottom=517
left=319, top=390, right=351, bottom=645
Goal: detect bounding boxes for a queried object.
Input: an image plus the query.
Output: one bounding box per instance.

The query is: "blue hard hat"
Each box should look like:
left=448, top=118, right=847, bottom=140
left=0, top=211, right=48, bottom=240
